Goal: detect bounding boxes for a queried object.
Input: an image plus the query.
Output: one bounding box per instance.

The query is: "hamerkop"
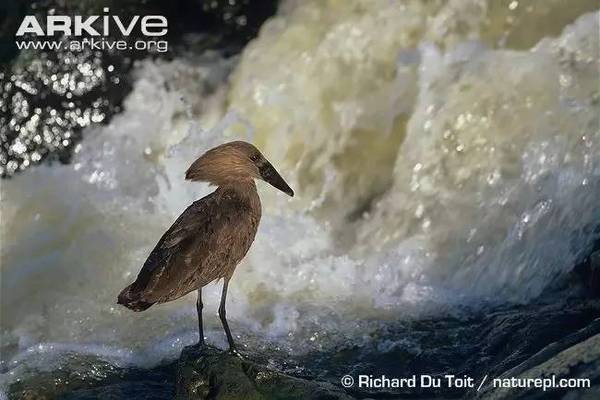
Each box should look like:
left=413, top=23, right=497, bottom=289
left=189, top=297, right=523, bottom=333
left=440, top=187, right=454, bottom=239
left=117, top=141, right=294, bottom=352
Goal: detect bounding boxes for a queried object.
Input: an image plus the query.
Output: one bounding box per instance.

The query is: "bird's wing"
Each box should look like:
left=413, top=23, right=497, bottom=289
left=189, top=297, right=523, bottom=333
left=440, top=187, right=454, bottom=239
left=128, top=189, right=256, bottom=303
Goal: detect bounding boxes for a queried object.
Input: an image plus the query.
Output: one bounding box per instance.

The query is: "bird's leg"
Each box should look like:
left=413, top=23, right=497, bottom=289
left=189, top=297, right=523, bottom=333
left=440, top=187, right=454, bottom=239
left=196, top=287, right=205, bottom=346
left=218, top=278, right=237, bottom=353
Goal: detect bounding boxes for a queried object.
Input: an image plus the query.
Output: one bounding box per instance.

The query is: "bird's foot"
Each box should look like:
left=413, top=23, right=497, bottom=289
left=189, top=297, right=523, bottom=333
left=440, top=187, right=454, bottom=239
left=182, top=339, right=207, bottom=354
left=228, top=347, right=243, bottom=358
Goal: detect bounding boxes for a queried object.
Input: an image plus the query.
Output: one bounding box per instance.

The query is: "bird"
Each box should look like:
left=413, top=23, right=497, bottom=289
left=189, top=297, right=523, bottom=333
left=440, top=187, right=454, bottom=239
left=117, top=141, right=294, bottom=352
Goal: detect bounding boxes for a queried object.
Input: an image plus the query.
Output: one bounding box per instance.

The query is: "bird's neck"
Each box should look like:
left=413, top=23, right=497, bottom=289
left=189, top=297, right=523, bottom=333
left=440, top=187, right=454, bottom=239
left=218, top=179, right=261, bottom=212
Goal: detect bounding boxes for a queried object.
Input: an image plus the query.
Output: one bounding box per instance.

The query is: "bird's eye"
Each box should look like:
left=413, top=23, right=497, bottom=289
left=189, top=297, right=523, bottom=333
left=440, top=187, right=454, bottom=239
left=250, top=154, right=260, bottom=162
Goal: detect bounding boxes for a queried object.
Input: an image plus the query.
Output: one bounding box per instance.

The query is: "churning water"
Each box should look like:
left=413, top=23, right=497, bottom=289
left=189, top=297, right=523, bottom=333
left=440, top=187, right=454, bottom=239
left=1, top=0, right=599, bottom=391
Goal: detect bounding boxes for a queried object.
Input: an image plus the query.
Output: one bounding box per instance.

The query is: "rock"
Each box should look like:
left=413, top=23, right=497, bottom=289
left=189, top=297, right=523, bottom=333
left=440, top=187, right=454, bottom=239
left=590, top=251, right=600, bottom=294
left=480, top=334, right=600, bottom=400
left=175, top=345, right=355, bottom=400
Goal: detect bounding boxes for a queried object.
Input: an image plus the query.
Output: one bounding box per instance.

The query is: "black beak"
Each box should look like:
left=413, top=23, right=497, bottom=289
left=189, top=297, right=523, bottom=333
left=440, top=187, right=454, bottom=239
left=260, top=162, right=294, bottom=197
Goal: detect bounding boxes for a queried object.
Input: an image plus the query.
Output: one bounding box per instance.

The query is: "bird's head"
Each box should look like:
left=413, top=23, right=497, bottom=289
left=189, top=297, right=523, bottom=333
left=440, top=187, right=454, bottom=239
left=185, top=141, right=294, bottom=197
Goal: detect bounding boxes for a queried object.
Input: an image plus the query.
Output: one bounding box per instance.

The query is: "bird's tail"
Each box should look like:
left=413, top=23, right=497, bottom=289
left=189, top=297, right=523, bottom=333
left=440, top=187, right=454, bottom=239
left=117, top=283, right=155, bottom=312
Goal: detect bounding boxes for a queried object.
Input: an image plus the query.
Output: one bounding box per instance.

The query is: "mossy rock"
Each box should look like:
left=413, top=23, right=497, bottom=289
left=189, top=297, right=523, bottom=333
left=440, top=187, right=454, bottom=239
left=175, top=345, right=355, bottom=400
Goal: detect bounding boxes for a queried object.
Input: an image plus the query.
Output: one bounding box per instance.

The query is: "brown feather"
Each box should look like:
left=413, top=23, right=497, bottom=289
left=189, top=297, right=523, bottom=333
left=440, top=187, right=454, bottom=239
left=117, top=183, right=260, bottom=310
left=117, top=140, right=292, bottom=321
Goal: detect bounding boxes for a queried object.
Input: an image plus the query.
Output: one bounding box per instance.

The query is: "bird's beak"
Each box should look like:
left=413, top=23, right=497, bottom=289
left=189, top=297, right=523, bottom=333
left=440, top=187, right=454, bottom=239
left=260, top=162, right=294, bottom=197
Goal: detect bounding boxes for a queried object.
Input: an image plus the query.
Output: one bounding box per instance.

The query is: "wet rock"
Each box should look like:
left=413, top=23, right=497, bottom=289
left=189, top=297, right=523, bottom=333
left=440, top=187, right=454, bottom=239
left=298, top=299, right=600, bottom=399
left=590, top=251, right=600, bottom=294
left=175, top=345, right=355, bottom=400
left=573, top=247, right=600, bottom=297
left=477, top=333, right=600, bottom=399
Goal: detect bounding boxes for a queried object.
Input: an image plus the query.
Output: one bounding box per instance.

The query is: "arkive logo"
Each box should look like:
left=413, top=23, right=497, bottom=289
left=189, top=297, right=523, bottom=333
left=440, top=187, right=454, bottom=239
left=16, top=8, right=168, bottom=37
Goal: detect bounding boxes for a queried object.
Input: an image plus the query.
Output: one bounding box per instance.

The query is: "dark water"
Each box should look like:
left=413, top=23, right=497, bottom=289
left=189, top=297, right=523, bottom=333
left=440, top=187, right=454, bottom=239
left=7, top=258, right=600, bottom=399
left=0, top=0, right=278, bottom=177
left=9, top=303, right=600, bottom=399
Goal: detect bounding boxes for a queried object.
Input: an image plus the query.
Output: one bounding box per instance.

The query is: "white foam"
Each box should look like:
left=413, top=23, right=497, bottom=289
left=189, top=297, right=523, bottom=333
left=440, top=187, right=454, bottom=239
left=1, top=4, right=598, bottom=387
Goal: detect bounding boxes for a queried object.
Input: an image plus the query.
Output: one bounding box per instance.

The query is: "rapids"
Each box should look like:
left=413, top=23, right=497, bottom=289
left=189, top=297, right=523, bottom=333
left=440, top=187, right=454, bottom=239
left=1, top=0, right=599, bottom=394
